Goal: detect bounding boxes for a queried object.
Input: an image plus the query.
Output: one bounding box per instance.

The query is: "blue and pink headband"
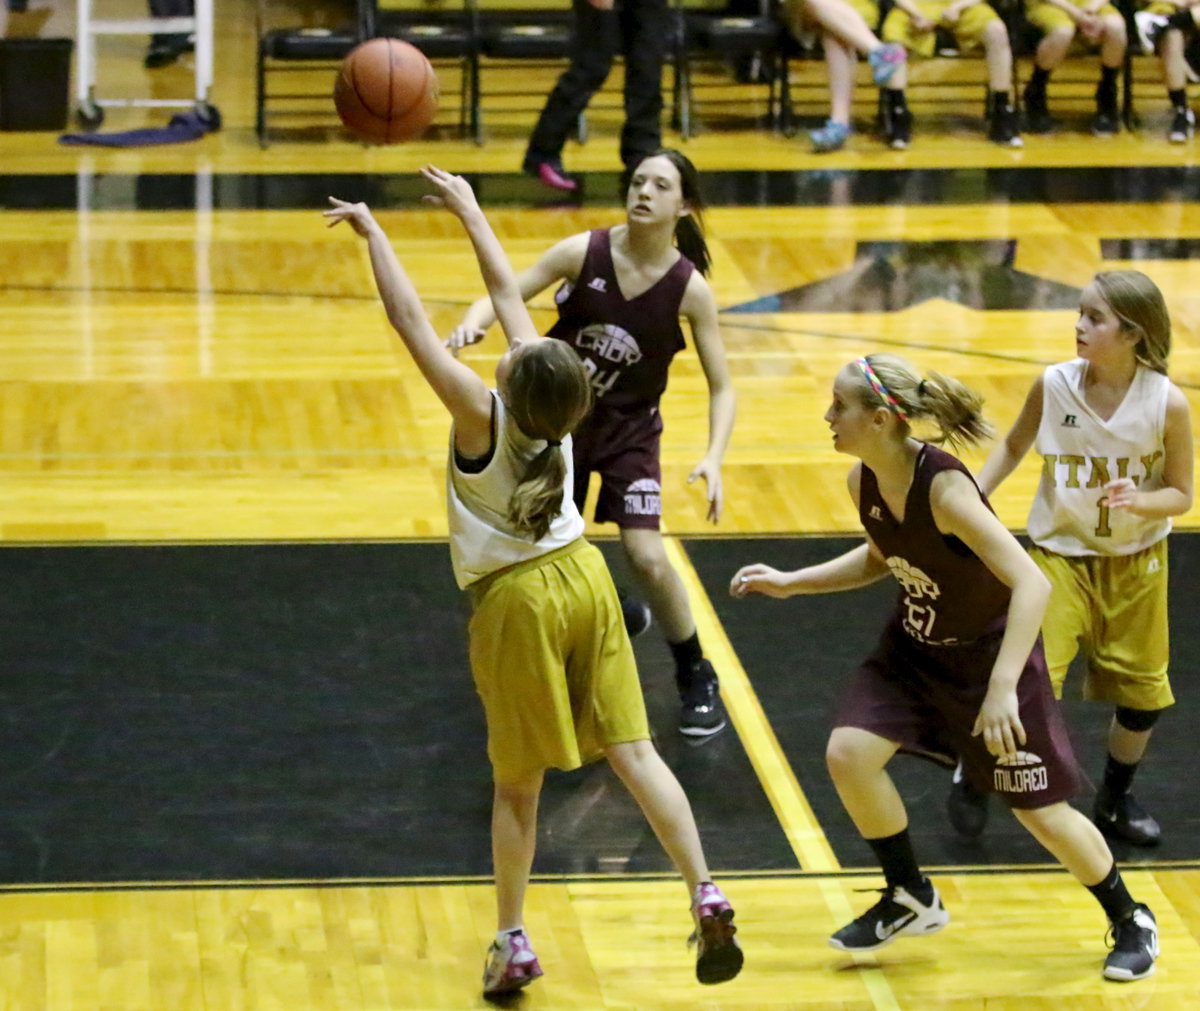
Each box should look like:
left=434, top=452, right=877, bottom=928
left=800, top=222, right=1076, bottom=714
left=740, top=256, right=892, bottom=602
left=855, top=357, right=908, bottom=422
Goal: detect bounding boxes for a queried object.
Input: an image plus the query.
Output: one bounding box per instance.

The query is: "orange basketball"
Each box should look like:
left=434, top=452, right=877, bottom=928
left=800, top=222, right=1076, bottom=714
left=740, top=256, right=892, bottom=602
left=334, top=38, right=439, bottom=144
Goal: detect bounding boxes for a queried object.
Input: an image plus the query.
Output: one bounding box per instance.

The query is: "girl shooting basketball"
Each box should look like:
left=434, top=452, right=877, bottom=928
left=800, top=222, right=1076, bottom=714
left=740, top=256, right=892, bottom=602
left=324, top=167, right=742, bottom=999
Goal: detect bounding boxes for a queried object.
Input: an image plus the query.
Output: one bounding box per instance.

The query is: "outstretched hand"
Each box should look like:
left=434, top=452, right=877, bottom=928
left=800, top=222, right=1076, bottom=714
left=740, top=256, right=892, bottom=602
left=324, top=196, right=378, bottom=237
left=730, top=563, right=792, bottom=599
left=420, top=164, right=481, bottom=219
left=445, top=324, right=487, bottom=355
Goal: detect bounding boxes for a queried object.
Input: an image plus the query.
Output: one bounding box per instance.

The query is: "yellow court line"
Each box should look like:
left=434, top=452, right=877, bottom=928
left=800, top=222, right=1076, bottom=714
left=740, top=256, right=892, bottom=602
left=665, top=536, right=902, bottom=1009
left=663, top=536, right=839, bottom=872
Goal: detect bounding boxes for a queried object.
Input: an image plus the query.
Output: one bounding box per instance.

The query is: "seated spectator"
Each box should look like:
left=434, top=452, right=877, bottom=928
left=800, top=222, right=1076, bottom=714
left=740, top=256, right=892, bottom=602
left=1022, top=0, right=1127, bottom=135
left=1134, top=0, right=1199, bottom=141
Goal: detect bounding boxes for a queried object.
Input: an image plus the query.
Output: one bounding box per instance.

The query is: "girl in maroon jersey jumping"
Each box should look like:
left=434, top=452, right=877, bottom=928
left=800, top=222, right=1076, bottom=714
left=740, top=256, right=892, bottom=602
left=450, top=149, right=736, bottom=740
left=730, top=353, right=1158, bottom=982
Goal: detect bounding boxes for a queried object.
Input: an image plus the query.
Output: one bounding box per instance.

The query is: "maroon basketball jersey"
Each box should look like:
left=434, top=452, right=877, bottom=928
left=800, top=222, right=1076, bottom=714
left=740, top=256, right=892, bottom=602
left=546, top=229, right=693, bottom=410
left=860, top=443, right=1011, bottom=645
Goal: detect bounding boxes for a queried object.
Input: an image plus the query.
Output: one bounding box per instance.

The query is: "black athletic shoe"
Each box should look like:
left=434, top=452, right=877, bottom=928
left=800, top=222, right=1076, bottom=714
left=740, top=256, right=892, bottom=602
left=1169, top=106, right=1195, bottom=143
left=828, top=882, right=949, bottom=952
left=144, top=34, right=193, bottom=69
left=946, top=765, right=990, bottom=838
left=618, top=592, right=652, bottom=639
left=1104, top=904, right=1159, bottom=981
left=1094, top=787, right=1161, bottom=846
left=678, top=659, right=726, bottom=738
left=987, top=99, right=1023, bottom=148
left=1092, top=108, right=1120, bottom=136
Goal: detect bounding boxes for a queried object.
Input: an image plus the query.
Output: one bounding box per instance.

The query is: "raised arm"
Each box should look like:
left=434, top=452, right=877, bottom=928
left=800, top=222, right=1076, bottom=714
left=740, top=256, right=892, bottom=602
left=977, top=374, right=1043, bottom=496
left=418, top=166, right=541, bottom=349
left=448, top=232, right=590, bottom=351
left=682, top=272, right=736, bottom=523
left=323, top=196, right=491, bottom=444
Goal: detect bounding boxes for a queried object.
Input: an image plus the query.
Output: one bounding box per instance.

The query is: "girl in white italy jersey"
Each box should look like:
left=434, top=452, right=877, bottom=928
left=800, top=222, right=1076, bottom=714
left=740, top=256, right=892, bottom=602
left=949, top=270, right=1193, bottom=851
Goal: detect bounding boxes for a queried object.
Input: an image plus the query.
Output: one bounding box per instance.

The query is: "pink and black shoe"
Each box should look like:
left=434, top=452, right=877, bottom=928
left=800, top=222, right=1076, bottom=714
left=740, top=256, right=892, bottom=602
left=522, top=156, right=579, bottom=192
left=482, top=929, right=543, bottom=997
left=690, top=882, right=744, bottom=985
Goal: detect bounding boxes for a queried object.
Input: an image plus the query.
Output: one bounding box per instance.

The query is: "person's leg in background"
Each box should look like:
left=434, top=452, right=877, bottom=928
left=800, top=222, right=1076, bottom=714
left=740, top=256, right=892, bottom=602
left=618, top=0, right=668, bottom=169
left=524, top=0, right=620, bottom=190
left=145, top=0, right=194, bottom=69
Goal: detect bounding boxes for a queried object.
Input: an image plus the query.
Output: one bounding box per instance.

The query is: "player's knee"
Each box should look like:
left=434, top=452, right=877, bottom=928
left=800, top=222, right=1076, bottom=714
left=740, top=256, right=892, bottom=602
left=1114, top=706, right=1163, bottom=733
left=825, top=730, right=864, bottom=781
left=983, top=20, right=1007, bottom=46
left=624, top=543, right=671, bottom=584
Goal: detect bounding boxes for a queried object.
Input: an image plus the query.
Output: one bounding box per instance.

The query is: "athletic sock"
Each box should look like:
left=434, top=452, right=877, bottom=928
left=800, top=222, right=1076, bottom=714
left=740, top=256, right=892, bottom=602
left=1087, top=863, right=1137, bottom=922
left=866, top=829, right=929, bottom=899
left=669, top=631, right=704, bottom=678
left=1103, top=754, right=1138, bottom=797
left=1167, top=8, right=1193, bottom=30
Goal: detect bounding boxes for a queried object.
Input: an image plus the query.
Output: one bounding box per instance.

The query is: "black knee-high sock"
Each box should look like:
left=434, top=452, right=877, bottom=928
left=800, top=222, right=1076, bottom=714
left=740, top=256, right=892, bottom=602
left=1169, top=88, right=1187, bottom=110
left=1167, top=8, right=1194, bottom=30
left=867, top=829, right=928, bottom=897
left=1103, top=754, right=1138, bottom=797
left=669, top=632, right=703, bottom=679
left=1098, top=66, right=1119, bottom=106
left=1087, top=863, right=1136, bottom=922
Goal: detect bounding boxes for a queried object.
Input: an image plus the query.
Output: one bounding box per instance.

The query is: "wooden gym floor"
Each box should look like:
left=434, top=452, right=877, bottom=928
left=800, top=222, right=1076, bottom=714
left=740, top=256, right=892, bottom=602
left=1, top=0, right=1200, bottom=1007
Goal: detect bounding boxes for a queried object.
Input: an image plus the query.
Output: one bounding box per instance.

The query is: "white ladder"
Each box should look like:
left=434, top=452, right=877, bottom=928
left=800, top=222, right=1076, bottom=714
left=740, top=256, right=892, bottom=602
left=73, top=0, right=217, bottom=129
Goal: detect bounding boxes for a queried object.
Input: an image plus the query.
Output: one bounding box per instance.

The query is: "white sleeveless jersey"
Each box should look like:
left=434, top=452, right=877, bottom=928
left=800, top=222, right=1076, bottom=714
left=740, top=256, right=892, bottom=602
left=1027, top=359, right=1171, bottom=557
left=447, top=393, right=584, bottom=588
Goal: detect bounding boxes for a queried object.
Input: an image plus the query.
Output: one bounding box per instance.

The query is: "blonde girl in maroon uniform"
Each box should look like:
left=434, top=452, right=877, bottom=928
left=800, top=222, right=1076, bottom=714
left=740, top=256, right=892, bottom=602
left=731, top=354, right=1158, bottom=981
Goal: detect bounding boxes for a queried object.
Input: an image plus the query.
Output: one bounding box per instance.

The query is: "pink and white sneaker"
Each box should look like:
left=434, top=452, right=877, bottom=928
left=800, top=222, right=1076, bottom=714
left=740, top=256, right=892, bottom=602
left=690, top=882, right=744, bottom=985
left=482, top=929, right=543, bottom=997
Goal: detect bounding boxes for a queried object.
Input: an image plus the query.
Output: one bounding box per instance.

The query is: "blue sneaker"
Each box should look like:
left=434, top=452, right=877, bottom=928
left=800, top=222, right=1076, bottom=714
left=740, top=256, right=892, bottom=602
left=810, top=119, right=851, bottom=153
left=868, top=43, right=906, bottom=86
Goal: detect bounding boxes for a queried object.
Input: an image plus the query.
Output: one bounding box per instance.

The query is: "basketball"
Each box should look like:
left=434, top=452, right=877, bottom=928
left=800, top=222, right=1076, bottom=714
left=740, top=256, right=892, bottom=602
left=334, top=38, right=439, bottom=144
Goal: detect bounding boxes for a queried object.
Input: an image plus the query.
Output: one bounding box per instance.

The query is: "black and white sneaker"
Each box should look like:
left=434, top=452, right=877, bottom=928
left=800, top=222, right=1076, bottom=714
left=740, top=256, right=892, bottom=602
left=1094, top=787, right=1161, bottom=846
left=829, top=882, right=949, bottom=952
left=1169, top=107, right=1195, bottom=143
left=1092, top=105, right=1120, bottom=136
left=946, top=761, right=990, bottom=838
left=618, top=592, right=653, bottom=639
left=678, top=659, right=727, bottom=738
left=1104, top=904, right=1159, bottom=981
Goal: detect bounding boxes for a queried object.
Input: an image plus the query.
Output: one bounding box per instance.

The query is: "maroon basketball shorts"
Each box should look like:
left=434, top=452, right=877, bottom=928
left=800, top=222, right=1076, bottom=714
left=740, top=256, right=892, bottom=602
left=834, top=618, right=1081, bottom=809
left=571, top=405, right=664, bottom=530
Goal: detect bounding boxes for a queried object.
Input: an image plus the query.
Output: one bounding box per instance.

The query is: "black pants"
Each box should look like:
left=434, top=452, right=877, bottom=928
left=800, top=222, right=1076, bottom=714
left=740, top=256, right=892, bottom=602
left=525, top=0, right=668, bottom=169
left=149, top=0, right=193, bottom=44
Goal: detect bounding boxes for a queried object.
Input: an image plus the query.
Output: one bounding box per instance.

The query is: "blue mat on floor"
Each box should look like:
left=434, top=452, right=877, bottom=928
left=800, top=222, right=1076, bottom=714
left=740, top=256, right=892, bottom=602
left=59, top=109, right=213, bottom=147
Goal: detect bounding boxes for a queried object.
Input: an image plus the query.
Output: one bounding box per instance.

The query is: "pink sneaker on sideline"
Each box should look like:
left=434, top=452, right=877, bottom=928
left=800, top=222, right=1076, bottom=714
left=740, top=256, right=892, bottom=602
left=690, top=882, right=744, bottom=985
left=482, top=930, right=543, bottom=997
left=523, top=158, right=579, bottom=192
